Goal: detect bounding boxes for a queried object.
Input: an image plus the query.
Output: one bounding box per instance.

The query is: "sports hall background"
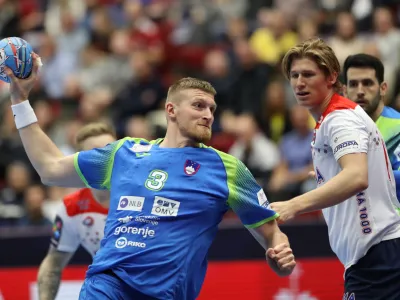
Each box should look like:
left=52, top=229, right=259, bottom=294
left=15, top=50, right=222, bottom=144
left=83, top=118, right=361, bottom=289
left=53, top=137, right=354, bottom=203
left=0, top=0, right=399, bottom=299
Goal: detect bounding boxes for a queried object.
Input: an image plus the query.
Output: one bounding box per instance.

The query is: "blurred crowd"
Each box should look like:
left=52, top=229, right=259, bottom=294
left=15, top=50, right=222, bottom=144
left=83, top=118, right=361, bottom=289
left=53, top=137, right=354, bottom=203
left=0, top=0, right=399, bottom=228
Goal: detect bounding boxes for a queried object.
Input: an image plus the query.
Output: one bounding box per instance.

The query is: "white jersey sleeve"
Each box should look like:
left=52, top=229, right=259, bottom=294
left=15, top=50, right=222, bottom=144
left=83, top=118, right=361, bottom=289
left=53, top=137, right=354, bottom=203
left=50, top=203, right=80, bottom=253
left=325, top=110, right=369, bottom=161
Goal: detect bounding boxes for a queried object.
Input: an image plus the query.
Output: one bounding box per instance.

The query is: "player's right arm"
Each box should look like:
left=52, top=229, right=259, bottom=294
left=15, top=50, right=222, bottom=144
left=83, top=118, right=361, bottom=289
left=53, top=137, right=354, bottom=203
left=5, top=54, right=84, bottom=187
left=37, top=248, right=73, bottom=300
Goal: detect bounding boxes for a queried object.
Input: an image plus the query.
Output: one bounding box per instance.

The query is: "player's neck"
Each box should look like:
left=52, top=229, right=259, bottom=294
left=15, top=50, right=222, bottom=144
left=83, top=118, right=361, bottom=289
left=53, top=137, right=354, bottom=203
left=370, top=101, right=384, bottom=122
left=160, top=131, right=200, bottom=148
left=310, top=90, right=334, bottom=121
left=91, top=190, right=110, bottom=208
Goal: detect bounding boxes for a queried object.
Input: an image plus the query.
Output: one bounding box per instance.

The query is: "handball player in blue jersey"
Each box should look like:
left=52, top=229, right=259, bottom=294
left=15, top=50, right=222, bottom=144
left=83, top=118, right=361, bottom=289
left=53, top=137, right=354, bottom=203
left=5, top=55, right=296, bottom=300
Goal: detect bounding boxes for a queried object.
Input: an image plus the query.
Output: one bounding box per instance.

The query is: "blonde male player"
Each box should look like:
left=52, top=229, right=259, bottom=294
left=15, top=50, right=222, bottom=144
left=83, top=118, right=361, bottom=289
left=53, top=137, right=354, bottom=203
left=37, top=122, right=116, bottom=300
left=271, top=38, right=400, bottom=299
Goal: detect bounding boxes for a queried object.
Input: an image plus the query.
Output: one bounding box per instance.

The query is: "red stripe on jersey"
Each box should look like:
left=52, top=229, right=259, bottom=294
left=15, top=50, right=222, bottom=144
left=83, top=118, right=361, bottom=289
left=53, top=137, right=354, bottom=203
left=315, top=94, right=357, bottom=129
left=381, top=138, right=392, bottom=181
left=64, top=188, right=108, bottom=216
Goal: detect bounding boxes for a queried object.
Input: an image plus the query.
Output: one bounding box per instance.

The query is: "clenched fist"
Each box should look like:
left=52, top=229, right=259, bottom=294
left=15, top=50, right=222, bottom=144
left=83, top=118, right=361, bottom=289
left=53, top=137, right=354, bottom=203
left=266, top=243, right=296, bottom=277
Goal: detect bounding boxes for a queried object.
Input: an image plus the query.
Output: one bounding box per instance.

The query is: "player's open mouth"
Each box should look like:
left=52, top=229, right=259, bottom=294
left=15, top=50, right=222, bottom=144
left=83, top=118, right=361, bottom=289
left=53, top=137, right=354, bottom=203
left=296, top=92, right=310, bottom=97
left=356, top=99, right=367, bottom=106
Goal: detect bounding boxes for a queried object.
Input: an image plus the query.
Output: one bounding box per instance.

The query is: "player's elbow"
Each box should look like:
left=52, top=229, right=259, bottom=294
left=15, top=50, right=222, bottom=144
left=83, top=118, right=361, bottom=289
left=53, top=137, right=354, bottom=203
left=353, top=172, right=369, bottom=192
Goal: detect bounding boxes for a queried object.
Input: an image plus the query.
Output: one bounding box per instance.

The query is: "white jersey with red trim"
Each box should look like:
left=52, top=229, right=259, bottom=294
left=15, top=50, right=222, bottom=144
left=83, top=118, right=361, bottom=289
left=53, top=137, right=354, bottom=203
left=312, top=94, right=400, bottom=269
left=50, top=188, right=108, bottom=257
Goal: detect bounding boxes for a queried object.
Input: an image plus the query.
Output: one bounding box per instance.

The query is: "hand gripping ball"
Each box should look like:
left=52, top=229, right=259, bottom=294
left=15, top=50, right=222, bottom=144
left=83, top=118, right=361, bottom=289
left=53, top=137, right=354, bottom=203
left=0, top=37, right=34, bottom=83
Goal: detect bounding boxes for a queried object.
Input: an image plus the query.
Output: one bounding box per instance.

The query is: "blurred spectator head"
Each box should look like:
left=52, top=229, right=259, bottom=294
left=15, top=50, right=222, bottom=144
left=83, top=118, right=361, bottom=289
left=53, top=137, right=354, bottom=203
left=33, top=99, right=54, bottom=131
left=64, top=120, right=84, bottom=150
left=374, top=7, right=395, bottom=34
left=290, top=105, right=311, bottom=134
left=265, top=9, right=290, bottom=38
left=233, top=113, right=259, bottom=143
left=204, top=49, right=229, bottom=78
left=264, top=79, right=286, bottom=112
left=124, top=0, right=144, bottom=22
left=75, top=122, right=117, bottom=151
left=226, top=17, right=248, bottom=42
left=297, top=17, right=318, bottom=42
left=23, top=184, right=46, bottom=217
left=6, top=162, right=31, bottom=193
left=130, top=50, right=152, bottom=79
left=60, top=9, right=77, bottom=34
left=125, top=116, right=153, bottom=140
left=335, top=12, right=356, bottom=40
left=233, top=39, right=257, bottom=68
left=78, top=90, right=111, bottom=122
left=38, top=34, right=56, bottom=60
left=109, top=29, right=132, bottom=56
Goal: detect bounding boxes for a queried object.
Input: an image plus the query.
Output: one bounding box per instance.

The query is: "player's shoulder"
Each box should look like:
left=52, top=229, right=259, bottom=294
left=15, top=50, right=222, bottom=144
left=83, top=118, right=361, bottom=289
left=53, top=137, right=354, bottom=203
left=381, top=106, right=400, bottom=120
left=63, top=188, right=108, bottom=217
left=204, top=145, right=247, bottom=172
left=317, top=94, right=365, bottom=129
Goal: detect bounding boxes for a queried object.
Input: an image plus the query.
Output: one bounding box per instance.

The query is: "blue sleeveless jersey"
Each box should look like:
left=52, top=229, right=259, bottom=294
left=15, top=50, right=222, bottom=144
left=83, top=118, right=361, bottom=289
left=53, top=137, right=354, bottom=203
left=74, top=138, right=277, bottom=300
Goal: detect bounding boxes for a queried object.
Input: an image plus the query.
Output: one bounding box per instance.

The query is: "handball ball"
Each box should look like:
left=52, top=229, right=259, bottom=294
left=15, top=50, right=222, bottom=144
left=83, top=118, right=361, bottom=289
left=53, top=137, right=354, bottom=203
left=0, top=37, right=34, bottom=83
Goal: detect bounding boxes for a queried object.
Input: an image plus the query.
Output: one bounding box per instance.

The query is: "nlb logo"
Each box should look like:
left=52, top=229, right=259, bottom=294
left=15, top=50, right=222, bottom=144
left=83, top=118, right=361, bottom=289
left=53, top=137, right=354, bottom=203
left=117, top=196, right=145, bottom=211
left=151, top=197, right=180, bottom=216
left=115, top=237, right=146, bottom=249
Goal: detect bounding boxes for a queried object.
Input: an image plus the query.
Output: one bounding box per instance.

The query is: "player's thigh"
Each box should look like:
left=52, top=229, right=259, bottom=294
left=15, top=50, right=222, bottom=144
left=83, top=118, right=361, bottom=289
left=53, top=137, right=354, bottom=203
left=79, top=273, right=124, bottom=300
left=344, top=238, right=400, bottom=300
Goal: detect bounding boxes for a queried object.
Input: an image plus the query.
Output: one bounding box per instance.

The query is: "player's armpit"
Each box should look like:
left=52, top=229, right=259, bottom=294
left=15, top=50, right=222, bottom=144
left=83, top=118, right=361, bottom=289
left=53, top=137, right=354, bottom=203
left=37, top=248, right=74, bottom=300
left=338, top=153, right=368, bottom=190
left=41, top=155, right=86, bottom=188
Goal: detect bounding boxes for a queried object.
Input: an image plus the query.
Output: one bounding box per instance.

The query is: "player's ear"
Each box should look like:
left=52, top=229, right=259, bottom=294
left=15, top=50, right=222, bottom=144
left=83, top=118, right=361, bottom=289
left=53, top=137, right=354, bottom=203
left=327, top=72, right=338, bottom=88
left=380, top=81, right=388, bottom=97
left=165, top=101, right=177, bottom=119
left=342, top=85, right=348, bottom=97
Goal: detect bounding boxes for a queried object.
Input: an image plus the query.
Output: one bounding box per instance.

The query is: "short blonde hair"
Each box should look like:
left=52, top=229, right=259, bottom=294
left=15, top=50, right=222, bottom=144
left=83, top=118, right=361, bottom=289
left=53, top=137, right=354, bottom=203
left=281, top=37, right=342, bottom=91
left=75, top=122, right=116, bottom=151
left=167, top=77, right=217, bottom=102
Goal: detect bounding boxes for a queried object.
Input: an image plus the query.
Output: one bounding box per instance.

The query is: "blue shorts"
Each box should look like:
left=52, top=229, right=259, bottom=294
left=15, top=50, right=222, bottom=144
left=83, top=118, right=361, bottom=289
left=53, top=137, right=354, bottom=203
left=344, top=237, right=400, bottom=300
left=79, top=270, right=157, bottom=300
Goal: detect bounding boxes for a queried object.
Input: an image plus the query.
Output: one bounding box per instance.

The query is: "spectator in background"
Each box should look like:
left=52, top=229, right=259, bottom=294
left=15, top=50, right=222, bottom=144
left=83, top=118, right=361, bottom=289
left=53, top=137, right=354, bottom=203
left=249, top=9, right=298, bottom=66
left=328, top=11, right=365, bottom=68
left=268, top=105, right=314, bottom=202
left=229, top=114, right=280, bottom=189
left=0, top=162, right=32, bottom=226
left=112, top=50, right=165, bottom=138
left=16, top=185, right=51, bottom=227
left=258, top=79, right=293, bottom=143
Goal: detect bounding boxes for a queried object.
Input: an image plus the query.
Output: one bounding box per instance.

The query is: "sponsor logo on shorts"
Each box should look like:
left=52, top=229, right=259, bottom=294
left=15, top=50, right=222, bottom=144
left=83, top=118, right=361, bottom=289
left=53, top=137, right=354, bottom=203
left=115, top=237, right=146, bottom=249
left=151, top=197, right=180, bottom=216
left=117, top=196, right=145, bottom=211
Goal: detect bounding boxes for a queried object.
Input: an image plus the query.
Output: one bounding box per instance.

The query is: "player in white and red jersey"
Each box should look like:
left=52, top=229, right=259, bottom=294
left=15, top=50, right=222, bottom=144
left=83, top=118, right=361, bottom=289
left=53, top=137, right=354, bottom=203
left=271, top=38, right=400, bottom=299
left=37, top=122, right=116, bottom=300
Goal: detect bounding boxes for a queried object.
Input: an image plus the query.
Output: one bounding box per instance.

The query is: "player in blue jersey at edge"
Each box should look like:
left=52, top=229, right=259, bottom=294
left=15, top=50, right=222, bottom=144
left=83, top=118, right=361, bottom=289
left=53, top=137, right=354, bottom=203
left=342, top=53, right=400, bottom=205
left=5, top=53, right=296, bottom=300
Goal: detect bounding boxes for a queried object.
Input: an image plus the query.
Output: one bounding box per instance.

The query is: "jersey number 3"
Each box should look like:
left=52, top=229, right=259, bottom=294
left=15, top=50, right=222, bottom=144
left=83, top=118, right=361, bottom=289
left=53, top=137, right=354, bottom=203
left=145, top=170, right=168, bottom=191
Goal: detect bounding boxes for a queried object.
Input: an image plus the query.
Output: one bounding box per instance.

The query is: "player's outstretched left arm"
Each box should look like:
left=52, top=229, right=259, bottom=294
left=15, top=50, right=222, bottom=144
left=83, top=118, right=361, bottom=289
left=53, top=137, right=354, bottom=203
left=249, top=220, right=296, bottom=277
left=271, top=152, right=368, bottom=223
left=5, top=53, right=85, bottom=188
